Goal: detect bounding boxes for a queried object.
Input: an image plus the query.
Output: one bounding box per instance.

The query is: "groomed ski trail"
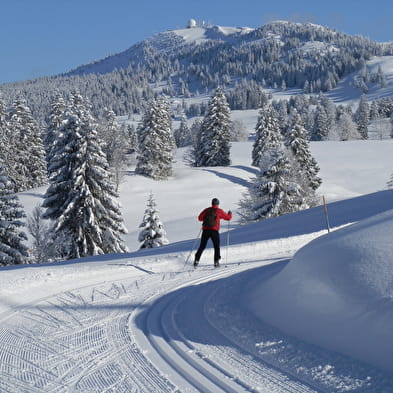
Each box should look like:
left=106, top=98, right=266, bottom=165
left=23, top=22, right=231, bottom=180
left=132, top=263, right=319, bottom=393
left=1, top=246, right=392, bottom=392
left=0, top=259, right=319, bottom=393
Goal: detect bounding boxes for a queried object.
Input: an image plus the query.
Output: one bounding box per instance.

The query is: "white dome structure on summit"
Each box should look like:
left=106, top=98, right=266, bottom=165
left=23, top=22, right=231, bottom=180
left=187, top=19, right=197, bottom=28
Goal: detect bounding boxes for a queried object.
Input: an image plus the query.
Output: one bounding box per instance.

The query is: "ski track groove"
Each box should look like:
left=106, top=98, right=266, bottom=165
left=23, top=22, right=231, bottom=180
left=131, top=264, right=319, bottom=392
left=171, top=271, right=318, bottom=393
left=1, top=260, right=391, bottom=392
left=0, top=275, right=180, bottom=393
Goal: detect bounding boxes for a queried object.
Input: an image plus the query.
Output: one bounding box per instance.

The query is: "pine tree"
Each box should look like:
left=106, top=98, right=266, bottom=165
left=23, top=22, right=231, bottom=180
left=45, top=93, right=66, bottom=176
left=43, top=92, right=128, bottom=259
left=355, top=94, right=369, bottom=140
left=320, top=95, right=337, bottom=132
left=331, top=112, right=360, bottom=141
left=276, top=100, right=289, bottom=136
left=136, top=96, right=175, bottom=179
left=185, top=118, right=202, bottom=166
left=0, top=161, right=29, bottom=266
left=27, top=205, right=72, bottom=264
left=390, top=113, right=393, bottom=139
left=174, top=115, right=192, bottom=147
left=312, top=104, right=330, bottom=141
left=126, top=123, right=138, bottom=154
left=100, top=108, right=128, bottom=191
left=252, top=104, right=281, bottom=168
left=239, top=144, right=304, bottom=223
left=194, top=87, right=231, bottom=167
left=285, top=111, right=321, bottom=206
left=138, top=193, right=169, bottom=249
left=369, top=101, right=379, bottom=121
left=7, top=97, right=47, bottom=191
left=0, top=97, right=10, bottom=168
left=100, top=108, right=125, bottom=165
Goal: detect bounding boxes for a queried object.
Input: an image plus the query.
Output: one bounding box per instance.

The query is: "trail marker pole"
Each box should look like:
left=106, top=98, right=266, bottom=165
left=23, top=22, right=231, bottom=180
left=323, top=195, right=331, bottom=233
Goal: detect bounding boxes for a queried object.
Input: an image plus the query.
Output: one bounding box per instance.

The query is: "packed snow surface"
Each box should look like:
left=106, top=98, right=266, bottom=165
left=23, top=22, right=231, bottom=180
left=171, top=25, right=254, bottom=44
left=2, top=140, right=393, bottom=392
left=251, top=208, right=393, bottom=373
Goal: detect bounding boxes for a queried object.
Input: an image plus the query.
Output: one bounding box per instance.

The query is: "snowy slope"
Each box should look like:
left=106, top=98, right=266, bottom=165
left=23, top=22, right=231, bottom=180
left=172, top=25, right=254, bottom=44
left=68, top=24, right=254, bottom=76
left=326, top=56, right=393, bottom=105
left=251, top=208, right=393, bottom=373
left=2, top=140, right=393, bottom=391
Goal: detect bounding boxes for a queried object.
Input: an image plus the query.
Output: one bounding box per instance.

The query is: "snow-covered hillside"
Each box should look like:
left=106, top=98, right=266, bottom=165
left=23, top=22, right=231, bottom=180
left=172, top=24, right=254, bottom=44
left=1, top=140, right=393, bottom=392
left=326, top=56, right=393, bottom=105
left=67, top=23, right=255, bottom=77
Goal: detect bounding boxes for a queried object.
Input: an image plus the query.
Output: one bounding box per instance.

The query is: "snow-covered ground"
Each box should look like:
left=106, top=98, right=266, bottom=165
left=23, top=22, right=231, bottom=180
left=1, top=140, right=393, bottom=392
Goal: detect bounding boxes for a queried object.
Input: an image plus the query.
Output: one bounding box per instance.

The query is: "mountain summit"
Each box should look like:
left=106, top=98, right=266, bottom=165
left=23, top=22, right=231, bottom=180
left=67, top=22, right=255, bottom=77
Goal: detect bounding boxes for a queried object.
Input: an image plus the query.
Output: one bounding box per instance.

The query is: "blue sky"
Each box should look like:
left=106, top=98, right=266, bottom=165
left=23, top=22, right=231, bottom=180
left=1, top=0, right=392, bottom=84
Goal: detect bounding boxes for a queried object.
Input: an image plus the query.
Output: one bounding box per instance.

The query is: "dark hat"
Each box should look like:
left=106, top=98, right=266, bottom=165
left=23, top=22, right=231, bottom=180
left=212, top=198, right=220, bottom=205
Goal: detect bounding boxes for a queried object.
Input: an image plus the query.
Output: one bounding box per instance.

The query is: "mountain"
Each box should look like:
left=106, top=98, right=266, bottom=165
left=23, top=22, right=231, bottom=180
left=67, top=24, right=255, bottom=77
left=1, top=21, right=393, bottom=125
left=67, top=21, right=388, bottom=81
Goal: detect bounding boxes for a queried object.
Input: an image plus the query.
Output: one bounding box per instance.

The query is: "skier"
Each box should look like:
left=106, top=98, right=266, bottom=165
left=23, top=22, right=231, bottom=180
left=194, top=198, right=232, bottom=267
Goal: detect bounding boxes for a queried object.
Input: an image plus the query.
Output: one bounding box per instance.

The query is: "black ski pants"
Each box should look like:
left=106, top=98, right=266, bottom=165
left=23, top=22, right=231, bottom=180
left=195, top=229, right=221, bottom=262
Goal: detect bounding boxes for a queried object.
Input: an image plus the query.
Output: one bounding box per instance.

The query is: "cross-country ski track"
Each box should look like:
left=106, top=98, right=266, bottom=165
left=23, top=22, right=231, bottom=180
left=1, top=230, right=391, bottom=393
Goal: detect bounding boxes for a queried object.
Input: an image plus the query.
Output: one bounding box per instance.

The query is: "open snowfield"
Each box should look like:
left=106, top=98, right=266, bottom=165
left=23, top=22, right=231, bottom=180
left=2, top=140, right=393, bottom=392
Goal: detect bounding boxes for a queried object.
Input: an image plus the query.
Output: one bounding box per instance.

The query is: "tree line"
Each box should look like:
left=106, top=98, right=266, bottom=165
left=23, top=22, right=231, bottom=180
left=2, top=86, right=393, bottom=266
left=1, top=21, right=392, bottom=128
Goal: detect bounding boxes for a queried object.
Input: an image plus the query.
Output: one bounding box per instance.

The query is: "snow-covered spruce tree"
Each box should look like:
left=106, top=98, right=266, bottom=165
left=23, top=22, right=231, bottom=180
left=239, top=144, right=305, bottom=224
left=312, top=104, right=330, bottom=141
left=320, top=95, right=337, bottom=133
left=7, top=97, right=47, bottom=191
left=285, top=111, right=321, bottom=206
left=230, top=119, right=248, bottom=141
left=100, top=108, right=127, bottom=166
left=276, top=100, right=289, bottom=136
left=27, top=205, right=72, bottom=263
left=174, top=115, right=192, bottom=147
left=138, top=193, right=169, bottom=249
left=136, top=96, right=175, bottom=179
left=355, top=94, right=369, bottom=140
left=390, top=113, right=393, bottom=138
left=0, top=161, right=29, bottom=266
left=194, top=87, right=231, bottom=167
left=100, top=108, right=128, bottom=191
left=251, top=104, right=282, bottom=168
left=0, top=97, right=10, bottom=168
left=184, top=118, right=202, bottom=166
left=330, top=111, right=360, bottom=141
left=125, top=123, right=138, bottom=154
left=45, top=92, right=66, bottom=176
left=43, top=92, right=128, bottom=259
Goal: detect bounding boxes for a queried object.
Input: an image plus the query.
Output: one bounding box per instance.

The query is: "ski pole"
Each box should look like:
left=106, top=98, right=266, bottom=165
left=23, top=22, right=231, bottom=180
left=225, top=219, right=230, bottom=265
left=184, top=227, right=202, bottom=267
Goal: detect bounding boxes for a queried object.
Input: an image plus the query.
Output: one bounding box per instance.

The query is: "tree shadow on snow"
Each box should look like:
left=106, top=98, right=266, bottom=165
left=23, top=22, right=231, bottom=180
left=203, top=168, right=252, bottom=187
left=231, top=165, right=259, bottom=176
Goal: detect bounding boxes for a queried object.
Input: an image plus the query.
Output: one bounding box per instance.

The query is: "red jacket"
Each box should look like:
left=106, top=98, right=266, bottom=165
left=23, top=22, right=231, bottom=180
left=198, top=205, right=232, bottom=231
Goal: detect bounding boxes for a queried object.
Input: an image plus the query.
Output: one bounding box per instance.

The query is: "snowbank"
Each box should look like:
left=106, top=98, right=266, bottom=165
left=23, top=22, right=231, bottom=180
left=250, top=209, right=393, bottom=372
